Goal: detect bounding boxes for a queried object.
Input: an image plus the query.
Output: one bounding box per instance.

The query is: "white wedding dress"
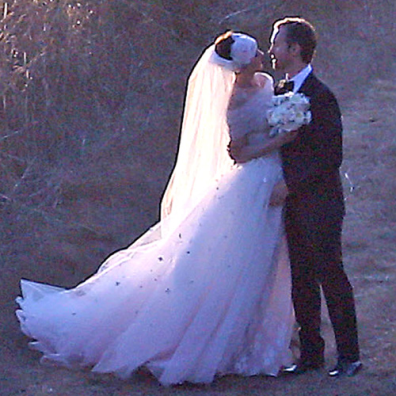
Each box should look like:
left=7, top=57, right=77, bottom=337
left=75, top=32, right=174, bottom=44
left=16, top=79, right=294, bottom=386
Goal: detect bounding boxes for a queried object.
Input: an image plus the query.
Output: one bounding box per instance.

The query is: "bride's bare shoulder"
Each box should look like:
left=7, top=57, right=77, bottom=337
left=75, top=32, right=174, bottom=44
left=254, top=72, right=274, bottom=89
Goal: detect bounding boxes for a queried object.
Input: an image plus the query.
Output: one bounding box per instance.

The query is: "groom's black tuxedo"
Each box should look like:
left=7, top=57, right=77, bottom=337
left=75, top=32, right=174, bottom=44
left=278, top=72, right=360, bottom=363
left=281, top=73, right=344, bottom=207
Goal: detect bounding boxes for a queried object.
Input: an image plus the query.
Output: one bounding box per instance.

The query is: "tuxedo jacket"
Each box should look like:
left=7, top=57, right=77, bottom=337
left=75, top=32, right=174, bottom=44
left=280, top=72, right=345, bottom=216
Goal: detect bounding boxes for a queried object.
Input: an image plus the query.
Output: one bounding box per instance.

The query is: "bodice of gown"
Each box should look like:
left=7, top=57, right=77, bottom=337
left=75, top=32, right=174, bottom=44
left=227, top=81, right=274, bottom=146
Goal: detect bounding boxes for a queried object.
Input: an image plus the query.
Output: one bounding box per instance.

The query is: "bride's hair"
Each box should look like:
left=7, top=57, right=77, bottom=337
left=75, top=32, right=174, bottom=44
left=214, top=31, right=235, bottom=60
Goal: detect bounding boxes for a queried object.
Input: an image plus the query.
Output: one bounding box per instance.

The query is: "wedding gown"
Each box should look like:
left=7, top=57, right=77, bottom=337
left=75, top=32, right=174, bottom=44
left=16, top=80, right=294, bottom=386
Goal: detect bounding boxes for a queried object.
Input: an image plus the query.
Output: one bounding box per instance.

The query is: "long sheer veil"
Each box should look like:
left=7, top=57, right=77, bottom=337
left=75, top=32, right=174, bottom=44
left=112, top=44, right=236, bottom=254
left=160, top=45, right=235, bottom=236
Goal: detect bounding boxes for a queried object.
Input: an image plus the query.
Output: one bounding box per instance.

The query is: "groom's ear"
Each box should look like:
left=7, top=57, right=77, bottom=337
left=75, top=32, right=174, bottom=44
left=288, top=42, right=302, bottom=58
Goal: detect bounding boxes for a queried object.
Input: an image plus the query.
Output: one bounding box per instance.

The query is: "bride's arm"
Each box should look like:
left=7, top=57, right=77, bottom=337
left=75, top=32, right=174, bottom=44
left=229, top=130, right=298, bottom=163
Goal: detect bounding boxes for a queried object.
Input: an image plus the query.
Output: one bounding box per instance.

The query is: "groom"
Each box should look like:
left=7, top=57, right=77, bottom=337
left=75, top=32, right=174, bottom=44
left=230, top=17, right=362, bottom=377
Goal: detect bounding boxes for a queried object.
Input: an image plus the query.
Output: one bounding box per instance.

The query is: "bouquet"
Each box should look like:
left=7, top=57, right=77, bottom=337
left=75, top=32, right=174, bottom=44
left=267, top=92, right=312, bottom=137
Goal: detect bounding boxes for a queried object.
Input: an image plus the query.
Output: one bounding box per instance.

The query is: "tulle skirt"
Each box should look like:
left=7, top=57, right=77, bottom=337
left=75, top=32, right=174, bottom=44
left=16, top=155, right=294, bottom=386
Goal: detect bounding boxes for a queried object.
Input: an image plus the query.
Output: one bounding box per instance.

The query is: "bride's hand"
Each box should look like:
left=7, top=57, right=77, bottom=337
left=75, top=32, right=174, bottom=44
left=269, top=180, right=288, bottom=206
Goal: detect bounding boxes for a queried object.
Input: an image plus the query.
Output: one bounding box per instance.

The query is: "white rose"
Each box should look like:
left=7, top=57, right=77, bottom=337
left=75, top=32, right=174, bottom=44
left=293, top=111, right=306, bottom=125
left=267, top=108, right=283, bottom=125
left=292, top=93, right=309, bottom=105
left=271, top=95, right=284, bottom=106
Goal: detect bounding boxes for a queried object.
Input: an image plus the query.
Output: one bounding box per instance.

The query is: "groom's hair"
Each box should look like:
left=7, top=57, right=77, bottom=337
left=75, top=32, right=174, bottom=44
left=274, top=17, right=317, bottom=63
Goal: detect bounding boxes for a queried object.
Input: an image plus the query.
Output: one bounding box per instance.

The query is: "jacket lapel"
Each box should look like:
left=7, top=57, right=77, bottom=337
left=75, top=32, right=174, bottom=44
left=298, top=72, right=317, bottom=96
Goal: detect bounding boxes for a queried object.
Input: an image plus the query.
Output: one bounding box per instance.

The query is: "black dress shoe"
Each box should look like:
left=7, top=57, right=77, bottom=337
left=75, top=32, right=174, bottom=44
left=328, top=360, right=363, bottom=377
left=283, top=358, right=324, bottom=375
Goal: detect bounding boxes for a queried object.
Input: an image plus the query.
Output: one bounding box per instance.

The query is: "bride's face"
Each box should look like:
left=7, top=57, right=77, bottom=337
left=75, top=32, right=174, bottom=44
left=243, top=49, right=265, bottom=73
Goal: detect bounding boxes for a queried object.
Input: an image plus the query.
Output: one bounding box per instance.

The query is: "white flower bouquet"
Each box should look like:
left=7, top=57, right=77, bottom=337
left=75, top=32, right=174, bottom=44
left=267, top=92, right=312, bottom=137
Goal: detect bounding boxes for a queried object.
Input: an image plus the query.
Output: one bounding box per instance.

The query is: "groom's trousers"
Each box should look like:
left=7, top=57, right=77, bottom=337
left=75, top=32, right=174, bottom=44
left=284, top=193, right=360, bottom=363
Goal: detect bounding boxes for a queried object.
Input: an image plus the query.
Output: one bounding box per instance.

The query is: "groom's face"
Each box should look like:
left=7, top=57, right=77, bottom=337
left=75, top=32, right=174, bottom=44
left=269, top=26, right=293, bottom=73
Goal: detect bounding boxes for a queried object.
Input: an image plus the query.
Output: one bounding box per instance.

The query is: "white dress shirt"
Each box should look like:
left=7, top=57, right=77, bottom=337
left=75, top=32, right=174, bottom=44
left=290, top=64, right=312, bottom=93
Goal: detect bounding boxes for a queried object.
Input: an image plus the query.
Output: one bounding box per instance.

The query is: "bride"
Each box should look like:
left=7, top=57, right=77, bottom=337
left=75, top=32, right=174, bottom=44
left=16, top=32, right=296, bottom=386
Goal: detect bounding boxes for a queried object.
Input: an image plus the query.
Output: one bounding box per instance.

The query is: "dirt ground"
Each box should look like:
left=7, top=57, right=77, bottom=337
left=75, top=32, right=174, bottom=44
left=1, top=77, right=396, bottom=395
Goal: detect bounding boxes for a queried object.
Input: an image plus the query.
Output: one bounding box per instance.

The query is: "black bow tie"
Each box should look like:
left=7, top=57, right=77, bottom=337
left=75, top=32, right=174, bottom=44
left=275, top=79, right=294, bottom=95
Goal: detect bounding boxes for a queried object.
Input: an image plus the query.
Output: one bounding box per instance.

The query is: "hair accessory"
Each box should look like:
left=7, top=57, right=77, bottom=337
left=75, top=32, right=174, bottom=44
left=211, top=33, right=258, bottom=72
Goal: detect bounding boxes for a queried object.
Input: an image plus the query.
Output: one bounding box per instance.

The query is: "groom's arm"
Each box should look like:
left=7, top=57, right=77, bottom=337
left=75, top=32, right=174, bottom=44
left=282, top=88, right=343, bottom=195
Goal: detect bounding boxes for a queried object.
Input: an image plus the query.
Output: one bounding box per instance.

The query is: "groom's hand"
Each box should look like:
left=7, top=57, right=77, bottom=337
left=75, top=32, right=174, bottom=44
left=228, top=137, right=250, bottom=163
left=229, top=146, right=251, bottom=163
left=228, top=130, right=299, bottom=164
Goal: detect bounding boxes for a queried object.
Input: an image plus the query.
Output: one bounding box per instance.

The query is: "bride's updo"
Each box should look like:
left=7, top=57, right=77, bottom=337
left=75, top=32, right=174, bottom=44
left=212, top=31, right=258, bottom=72
left=215, top=31, right=235, bottom=60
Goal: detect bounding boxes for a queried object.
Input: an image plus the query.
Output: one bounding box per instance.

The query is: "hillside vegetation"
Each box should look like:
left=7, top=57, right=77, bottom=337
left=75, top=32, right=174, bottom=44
left=1, top=0, right=394, bottom=294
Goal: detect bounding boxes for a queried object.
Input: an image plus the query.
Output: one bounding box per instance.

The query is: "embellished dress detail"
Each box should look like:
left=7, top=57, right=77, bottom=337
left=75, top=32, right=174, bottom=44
left=16, top=82, right=294, bottom=386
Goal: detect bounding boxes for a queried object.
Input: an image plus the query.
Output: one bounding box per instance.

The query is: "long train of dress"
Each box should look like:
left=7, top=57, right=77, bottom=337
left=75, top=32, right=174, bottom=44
left=16, top=81, right=294, bottom=386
